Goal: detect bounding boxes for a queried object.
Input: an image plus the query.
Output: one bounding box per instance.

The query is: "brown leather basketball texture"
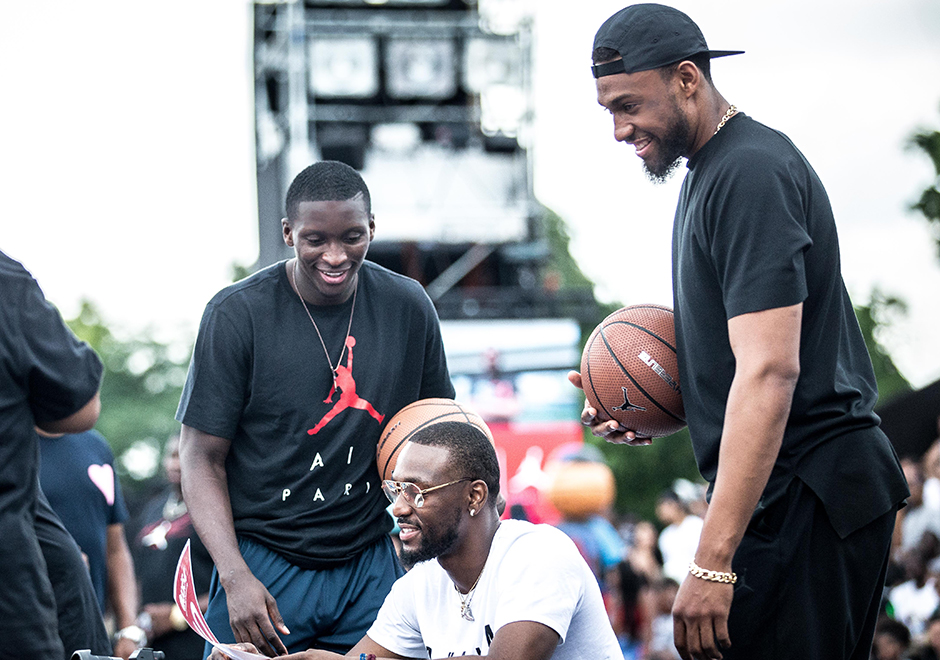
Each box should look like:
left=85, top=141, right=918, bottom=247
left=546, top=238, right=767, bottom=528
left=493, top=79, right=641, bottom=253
left=580, top=305, right=686, bottom=438
left=376, top=398, right=494, bottom=481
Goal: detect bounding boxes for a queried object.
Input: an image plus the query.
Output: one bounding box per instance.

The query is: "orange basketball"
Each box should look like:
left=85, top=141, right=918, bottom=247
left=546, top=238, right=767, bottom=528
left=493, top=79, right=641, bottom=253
left=580, top=304, right=686, bottom=438
left=376, top=398, right=494, bottom=481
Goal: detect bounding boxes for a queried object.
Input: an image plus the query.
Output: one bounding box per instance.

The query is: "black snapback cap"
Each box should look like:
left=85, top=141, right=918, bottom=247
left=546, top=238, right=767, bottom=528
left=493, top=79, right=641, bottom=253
left=592, top=3, right=743, bottom=78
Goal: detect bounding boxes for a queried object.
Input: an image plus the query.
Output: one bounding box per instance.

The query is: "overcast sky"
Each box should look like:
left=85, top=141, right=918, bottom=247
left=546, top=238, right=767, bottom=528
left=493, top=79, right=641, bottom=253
left=2, top=0, right=939, bottom=388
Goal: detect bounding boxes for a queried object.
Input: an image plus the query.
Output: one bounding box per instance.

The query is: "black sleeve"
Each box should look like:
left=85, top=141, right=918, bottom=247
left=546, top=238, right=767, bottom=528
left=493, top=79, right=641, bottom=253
left=16, top=270, right=103, bottom=423
left=705, top=149, right=812, bottom=320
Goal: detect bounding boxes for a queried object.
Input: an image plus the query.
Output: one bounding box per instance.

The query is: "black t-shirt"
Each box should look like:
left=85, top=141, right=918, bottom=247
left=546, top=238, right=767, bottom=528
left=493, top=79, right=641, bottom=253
left=672, top=114, right=908, bottom=537
left=0, top=250, right=103, bottom=658
left=176, top=260, right=455, bottom=567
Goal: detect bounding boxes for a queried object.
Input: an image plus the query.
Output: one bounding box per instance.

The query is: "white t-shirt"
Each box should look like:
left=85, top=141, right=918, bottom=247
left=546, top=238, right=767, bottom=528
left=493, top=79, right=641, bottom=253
left=658, top=515, right=704, bottom=583
left=367, top=519, right=622, bottom=659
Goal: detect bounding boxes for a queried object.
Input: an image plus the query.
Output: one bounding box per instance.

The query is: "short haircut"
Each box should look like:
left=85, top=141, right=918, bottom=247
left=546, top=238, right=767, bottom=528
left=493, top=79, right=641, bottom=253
left=285, top=160, right=372, bottom=222
left=590, top=46, right=713, bottom=83
left=409, top=421, right=500, bottom=502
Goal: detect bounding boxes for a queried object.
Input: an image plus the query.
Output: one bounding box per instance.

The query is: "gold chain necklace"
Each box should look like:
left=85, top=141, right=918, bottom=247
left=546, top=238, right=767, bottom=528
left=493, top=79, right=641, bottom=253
left=714, top=104, right=737, bottom=135
left=291, top=259, right=357, bottom=392
left=454, top=560, right=487, bottom=622
left=454, top=522, right=500, bottom=622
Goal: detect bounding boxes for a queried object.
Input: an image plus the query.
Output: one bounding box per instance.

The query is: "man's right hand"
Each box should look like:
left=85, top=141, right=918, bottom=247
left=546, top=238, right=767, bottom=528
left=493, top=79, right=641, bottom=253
left=567, top=371, right=650, bottom=446
left=223, top=569, right=290, bottom=657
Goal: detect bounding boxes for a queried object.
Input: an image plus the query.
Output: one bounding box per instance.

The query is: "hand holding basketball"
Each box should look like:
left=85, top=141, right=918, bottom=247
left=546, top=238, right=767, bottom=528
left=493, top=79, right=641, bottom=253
left=567, top=371, right=645, bottom=445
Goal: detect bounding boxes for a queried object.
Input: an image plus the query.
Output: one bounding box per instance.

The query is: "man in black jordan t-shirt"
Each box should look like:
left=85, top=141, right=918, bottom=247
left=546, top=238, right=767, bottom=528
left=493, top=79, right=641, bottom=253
left=177, top=161, right=454, bottom=657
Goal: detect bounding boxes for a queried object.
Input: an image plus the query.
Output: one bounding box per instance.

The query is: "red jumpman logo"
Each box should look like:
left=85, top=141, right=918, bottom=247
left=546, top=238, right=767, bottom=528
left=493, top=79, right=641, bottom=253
left=308, top=336, right=384, bottom=435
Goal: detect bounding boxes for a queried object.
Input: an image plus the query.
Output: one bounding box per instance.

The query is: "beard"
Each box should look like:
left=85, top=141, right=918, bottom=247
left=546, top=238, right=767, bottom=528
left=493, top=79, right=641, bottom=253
left=398, top=508, right=462, bottom=569
left=642, top=99, right=692, bottom=184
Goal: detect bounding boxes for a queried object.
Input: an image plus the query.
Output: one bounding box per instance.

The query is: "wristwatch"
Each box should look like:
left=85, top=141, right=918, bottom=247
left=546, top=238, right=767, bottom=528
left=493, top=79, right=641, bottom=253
left=114, top=624, right=147, bottom=648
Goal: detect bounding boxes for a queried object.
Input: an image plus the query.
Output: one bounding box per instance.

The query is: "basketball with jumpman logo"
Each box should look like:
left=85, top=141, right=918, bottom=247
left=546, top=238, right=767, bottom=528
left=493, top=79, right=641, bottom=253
left=580, top=304, right=686, bottom=439
left=377, top=398, right=494, bottom=481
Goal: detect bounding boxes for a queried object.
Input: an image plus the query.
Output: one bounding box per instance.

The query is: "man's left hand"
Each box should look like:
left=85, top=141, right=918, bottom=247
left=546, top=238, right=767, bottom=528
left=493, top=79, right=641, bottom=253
left=672, top=575, right=733, bottom=660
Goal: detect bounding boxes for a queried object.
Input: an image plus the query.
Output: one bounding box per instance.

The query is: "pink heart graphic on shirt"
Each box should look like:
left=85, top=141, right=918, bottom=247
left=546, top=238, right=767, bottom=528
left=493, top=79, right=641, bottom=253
left=87, top=464, right=115, bottom=505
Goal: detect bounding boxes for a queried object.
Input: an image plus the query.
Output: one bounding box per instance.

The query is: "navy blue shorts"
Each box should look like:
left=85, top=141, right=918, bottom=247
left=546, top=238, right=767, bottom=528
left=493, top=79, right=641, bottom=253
left=202, top=535, right=403, bottom=658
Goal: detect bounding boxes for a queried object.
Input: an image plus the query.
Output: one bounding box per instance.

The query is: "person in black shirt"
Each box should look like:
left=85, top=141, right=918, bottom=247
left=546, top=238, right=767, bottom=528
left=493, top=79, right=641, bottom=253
left=572, top=5, right=909, bottom=659
left=0, top=250, right=103, bottom=659
left=177, top=162, right=454, bottom=657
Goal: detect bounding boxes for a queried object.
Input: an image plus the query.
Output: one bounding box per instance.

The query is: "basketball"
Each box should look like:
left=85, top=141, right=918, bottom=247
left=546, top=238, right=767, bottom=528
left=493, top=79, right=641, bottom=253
left=580, top=304, right=686, bottom=438
left=376, top=398, right=493, bottom=481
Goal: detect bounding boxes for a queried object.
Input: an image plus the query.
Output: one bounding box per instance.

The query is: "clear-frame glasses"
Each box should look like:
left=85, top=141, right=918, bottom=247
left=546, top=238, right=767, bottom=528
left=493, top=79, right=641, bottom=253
left=382, top=478, right=471, bottom=508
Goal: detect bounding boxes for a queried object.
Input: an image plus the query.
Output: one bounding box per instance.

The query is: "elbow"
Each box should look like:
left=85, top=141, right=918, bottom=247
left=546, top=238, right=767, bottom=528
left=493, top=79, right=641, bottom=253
left=773, top=359, right=801, bottom=390
left=739, top=358, right=800, bottom=395
left=762, top=358, right=800, bottom=391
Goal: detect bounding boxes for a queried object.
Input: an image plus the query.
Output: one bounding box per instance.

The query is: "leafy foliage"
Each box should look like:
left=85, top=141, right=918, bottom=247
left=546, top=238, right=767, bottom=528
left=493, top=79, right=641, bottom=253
left=65, top=300, right=191, bottom=492
left=908, top=111, right=940, bottom=257
left=856, top=290, right=913, bottom=407
left=588, top=429, right=700, bottom=522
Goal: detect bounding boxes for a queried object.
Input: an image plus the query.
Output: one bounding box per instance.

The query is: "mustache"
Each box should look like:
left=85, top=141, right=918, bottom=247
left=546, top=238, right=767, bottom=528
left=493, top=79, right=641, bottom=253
left=397, top=516, right=420, bottom=529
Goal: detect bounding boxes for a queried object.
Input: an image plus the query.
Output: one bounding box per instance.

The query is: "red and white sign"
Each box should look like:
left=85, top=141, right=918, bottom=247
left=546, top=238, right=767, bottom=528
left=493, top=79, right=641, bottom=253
left=173, top=540, right=267, bottom=660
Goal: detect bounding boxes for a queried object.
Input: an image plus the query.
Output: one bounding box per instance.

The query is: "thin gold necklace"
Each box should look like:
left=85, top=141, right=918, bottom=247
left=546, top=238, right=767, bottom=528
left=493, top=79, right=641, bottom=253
left=454, top=559, right=487, bottom=622
left=714, top=104, right=737, bottom=135
left=291, top=259, right=357, bottom=392
left=454, top=522, right=500, bottom=622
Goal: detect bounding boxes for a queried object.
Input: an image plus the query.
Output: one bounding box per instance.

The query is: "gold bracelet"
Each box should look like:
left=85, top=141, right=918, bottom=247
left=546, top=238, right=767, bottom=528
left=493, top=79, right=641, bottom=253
left=688, top=560, right=737, bottom=584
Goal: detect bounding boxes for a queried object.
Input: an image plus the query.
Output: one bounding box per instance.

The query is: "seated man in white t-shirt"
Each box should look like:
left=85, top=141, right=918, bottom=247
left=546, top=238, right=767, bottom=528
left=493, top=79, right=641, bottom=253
left=211, top=420, right=622, bottom=660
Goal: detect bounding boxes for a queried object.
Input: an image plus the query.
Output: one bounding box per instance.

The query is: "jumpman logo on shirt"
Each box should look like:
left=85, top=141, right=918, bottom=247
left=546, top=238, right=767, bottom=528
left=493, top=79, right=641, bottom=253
left=308, top=336, right=385, bottom=435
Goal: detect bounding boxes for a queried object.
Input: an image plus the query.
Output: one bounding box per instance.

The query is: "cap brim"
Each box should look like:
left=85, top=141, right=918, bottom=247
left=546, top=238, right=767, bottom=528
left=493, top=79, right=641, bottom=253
left=708, top=50, right=745, bottom=59
left=591, top=50, right=744, bottom=79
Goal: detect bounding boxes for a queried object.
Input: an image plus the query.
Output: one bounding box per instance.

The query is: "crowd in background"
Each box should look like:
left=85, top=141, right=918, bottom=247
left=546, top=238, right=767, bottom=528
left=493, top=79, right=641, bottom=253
left=870, top=423, right=940, bottom=660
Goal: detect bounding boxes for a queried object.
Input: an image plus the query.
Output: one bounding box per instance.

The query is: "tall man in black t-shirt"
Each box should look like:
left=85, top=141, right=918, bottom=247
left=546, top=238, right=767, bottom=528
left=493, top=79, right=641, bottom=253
left=0, top=250, right=105, bottom=659
left=177, top=161, right=455, bottom=657
left=570, top=5, right=909, bottom=660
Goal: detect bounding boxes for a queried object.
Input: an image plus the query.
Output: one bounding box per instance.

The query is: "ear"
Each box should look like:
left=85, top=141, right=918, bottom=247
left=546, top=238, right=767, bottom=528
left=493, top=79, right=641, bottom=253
left=282, top=218, right=294, bottom=247
left=368, top=215, right=376, bottom=241
left=675, top=60, right=701, bottom=98
left=468, top=480, right=488, bottom=515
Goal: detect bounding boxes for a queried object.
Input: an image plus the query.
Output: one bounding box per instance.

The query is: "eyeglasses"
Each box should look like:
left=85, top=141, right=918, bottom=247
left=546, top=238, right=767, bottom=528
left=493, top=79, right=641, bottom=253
left=382, top=478, right=471, bottom=508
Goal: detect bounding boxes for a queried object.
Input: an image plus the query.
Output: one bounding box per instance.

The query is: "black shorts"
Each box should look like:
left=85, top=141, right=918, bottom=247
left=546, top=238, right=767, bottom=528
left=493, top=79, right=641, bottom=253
left=726, top=478, right=895, bottom=660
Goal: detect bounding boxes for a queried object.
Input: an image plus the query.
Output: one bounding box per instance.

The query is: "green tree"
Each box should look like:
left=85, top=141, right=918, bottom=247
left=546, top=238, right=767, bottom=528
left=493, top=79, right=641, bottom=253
left=909, top=110, right=940, bottom=257
left=855, top=290, right=912, bottom=407
left=66, top=300, right=191, bottom=491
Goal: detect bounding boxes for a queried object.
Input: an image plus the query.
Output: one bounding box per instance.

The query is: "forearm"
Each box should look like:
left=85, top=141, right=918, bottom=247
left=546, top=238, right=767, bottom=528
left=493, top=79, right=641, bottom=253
left=107, top=525, right=140, bottom=629
left=179, top=427, right=249, bottom=585
left=695, top=370, right=796, bottom=568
